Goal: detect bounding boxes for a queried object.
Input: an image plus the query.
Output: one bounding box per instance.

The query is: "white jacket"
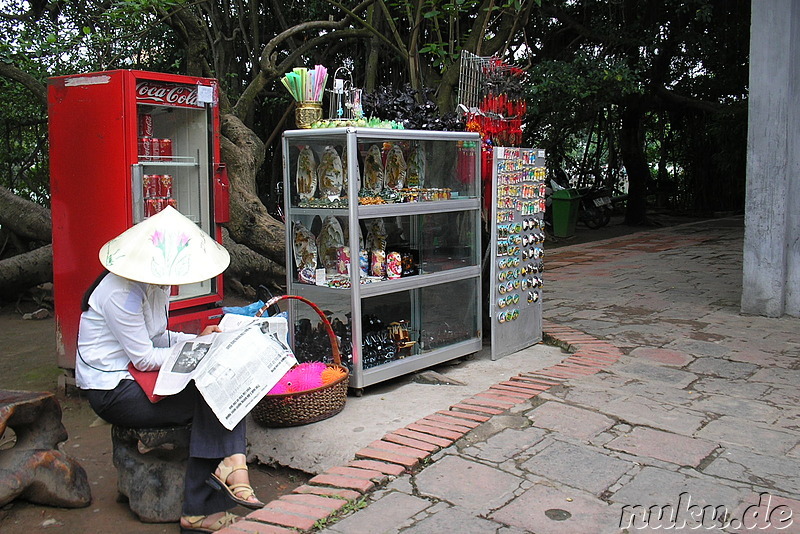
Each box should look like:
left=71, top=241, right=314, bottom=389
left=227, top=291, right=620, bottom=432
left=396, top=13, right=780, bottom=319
left=76, top=273, right=194, bottom=390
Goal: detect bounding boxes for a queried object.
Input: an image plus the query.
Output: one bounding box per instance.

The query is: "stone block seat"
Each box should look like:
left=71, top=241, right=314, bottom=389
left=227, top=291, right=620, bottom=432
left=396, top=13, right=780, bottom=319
left=0, top=389, right=91, bottom=508
left=111, top=423, right=190, bottom=522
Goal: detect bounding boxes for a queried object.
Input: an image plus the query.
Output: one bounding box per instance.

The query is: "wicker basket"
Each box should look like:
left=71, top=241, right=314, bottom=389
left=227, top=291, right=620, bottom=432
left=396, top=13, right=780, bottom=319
left=251, top=295, right=349, bottom=427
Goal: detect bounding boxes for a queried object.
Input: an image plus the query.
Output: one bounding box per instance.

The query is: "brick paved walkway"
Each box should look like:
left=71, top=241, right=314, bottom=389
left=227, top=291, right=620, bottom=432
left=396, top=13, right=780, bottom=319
left=221, top=217, right=800, bottom=534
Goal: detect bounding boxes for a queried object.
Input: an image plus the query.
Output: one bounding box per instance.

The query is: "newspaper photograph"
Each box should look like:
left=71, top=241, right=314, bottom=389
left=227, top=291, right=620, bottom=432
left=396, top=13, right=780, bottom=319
left=154, top=315, right=297, bottom=429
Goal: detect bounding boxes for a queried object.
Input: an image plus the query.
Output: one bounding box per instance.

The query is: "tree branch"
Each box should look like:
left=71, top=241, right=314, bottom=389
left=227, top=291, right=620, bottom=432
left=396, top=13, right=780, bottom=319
left=0, top=62, right=47, bottom=108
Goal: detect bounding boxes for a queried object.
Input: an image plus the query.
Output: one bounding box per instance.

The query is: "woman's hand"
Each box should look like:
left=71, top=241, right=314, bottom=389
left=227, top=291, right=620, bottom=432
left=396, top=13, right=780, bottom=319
left=199, top=324, right=222, bottom=337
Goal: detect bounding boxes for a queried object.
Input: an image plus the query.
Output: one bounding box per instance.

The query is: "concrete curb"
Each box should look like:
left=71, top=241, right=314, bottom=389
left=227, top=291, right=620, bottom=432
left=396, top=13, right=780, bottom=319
left=219, top=321, right=623, bottom=533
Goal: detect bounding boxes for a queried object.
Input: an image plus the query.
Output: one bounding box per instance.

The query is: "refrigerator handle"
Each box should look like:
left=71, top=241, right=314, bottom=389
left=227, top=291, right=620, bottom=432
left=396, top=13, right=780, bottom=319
left=214, top=163, right=230, bottom=223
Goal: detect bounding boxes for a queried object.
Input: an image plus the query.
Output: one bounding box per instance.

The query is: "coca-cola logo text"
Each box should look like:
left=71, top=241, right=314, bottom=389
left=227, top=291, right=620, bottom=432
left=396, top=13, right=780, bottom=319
left=135, top=81, right=203, bottom=107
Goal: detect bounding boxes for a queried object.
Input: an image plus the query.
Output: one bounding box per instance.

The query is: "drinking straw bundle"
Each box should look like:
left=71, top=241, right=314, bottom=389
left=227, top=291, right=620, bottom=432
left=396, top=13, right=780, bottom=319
left=281, top=65, right=328, bottom=102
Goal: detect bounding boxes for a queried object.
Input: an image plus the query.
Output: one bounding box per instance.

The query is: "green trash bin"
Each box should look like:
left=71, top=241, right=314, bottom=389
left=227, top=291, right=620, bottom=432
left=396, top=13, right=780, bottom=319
left=550, top=188, right=581, bottom=238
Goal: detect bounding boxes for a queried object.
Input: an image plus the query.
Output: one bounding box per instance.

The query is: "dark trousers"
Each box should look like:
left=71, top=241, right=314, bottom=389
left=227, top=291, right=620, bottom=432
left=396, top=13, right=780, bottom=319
left=85, top=379, right=245, bottom=516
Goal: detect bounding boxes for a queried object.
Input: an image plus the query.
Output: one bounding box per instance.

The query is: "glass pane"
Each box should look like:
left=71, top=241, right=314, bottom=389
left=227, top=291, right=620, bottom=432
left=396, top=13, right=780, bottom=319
left=418, top=278, right=479, bottom=351
left=361, top=291, right=414, bottom=370
left=136, top=103, right=214, bottom=301
left=285, top=132, right=479, bottom=208
left=287, top=290, right=352, bottom=370
left=362, top=213, right=476, bottom=275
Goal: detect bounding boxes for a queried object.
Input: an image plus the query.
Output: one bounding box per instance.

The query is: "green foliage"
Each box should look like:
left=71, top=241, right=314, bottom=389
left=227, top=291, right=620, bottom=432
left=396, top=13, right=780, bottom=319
left=519, top=0, right=749, bottom=213
left=0, top=0, right=751, bottom=217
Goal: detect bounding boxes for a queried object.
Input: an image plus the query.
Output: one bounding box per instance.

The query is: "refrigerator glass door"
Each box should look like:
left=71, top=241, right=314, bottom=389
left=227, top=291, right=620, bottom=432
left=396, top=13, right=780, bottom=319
left=133, top=101, right=214, bottom=302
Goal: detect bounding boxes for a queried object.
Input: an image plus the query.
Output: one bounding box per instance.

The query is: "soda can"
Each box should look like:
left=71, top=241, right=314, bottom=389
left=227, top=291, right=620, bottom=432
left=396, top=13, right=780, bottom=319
left=139, top=137, right=152, bottom=158
left=151, top=138, right=162, bottom=160
left=159, top=138, right=173, bottom=161
left=144, top=198, right=160, bottom=217
left=167, top=198, right=178, bottom=208
left=143, top=174, right=159, bottom=198
left=138, top=113, right=153, bottom=137
left=159, top=174, right=173, bottom=198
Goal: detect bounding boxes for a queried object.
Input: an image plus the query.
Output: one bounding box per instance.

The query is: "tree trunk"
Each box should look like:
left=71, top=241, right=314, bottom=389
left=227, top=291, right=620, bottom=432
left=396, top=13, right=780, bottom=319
left=221, top=228, right=285, bottom=299
left=619, top=100, right=650, bottom=225
left=0, top=184, right=51, bottom=242
left=219, top=113, right=286, bottom=267
left=0, top=244, right=52, bottom=300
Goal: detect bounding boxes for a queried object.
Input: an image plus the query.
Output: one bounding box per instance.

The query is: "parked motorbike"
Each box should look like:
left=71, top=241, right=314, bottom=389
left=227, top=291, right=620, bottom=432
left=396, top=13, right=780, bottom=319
left=577, top=186, right=614, bottom=229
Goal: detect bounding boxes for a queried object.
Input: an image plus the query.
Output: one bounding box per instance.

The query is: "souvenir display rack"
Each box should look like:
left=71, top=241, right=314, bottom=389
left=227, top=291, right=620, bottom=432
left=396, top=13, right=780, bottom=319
left=282, top=128, right=482, bottom=389
left=488, top=147, right=546, bottom=360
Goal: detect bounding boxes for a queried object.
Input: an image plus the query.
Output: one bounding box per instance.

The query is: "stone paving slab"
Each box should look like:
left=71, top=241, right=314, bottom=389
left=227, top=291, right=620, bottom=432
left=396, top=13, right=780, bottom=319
left=695, top=416, right=798, bottom=455
left=750, top=368, right=800, bottom=388
left=490, top=482, right=621, bottom=534
left=601, top=394, right=708, bottom=434
left=413, top=454, right=522, bottom=514
left=519, top=439, right=633, bottom=495
left=400, top=504, right=508, bottom=534
left=605, top=359, right=699, bottom=387
left=605, top=426, right=718, bottom=467
left=691, top=376, right=771, bottom=400
left=684, top=394, right=783, bottom=424
left=686, top=357, right=759, bottom=380
left=702, top=446, right=800, bottom=497
left=460, top=427, right=546, bottom=464
left=526, top=401, right=615, bottom=440
left=628, top=346, right=695, bottom=366
left=321, top=491, right=430, bottom=534
left=610, top=465, right=750, bottom=516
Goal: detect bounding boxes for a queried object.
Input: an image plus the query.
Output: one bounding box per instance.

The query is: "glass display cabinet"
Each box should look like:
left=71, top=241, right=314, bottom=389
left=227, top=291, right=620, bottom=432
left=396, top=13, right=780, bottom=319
left=282, top=128, right=482, bottom=390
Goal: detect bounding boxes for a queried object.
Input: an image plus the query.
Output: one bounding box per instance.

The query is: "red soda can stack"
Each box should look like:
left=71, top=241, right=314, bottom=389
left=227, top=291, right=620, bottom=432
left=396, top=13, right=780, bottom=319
left=143, top=174, right=159, bottom=198
left=138, top=113, right=154, bottom=159
left=144, top=198, right=167, bottom=217
left=158, top=174, right=173, bottom=198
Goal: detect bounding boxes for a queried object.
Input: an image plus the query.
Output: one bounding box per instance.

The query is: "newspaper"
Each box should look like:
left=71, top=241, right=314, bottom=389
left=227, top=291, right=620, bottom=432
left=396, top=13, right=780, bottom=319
left=153, top=314, right=297, bottom=430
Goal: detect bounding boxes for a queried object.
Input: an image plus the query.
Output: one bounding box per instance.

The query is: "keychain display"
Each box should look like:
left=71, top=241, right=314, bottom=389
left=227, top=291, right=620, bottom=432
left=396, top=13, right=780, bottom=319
left=492, top=147, right=545, bottom=325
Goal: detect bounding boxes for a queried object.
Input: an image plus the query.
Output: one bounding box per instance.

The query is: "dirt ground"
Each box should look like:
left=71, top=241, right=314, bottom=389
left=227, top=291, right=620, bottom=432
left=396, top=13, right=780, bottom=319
left=0, top=301, right=309, bottom=534
left=0, top=211, right=702, bottom=533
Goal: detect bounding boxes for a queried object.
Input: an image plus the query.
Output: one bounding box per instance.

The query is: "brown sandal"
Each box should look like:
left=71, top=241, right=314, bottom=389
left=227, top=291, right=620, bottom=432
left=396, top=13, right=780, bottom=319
left=207, top=461, right=265, bottom=509
left=180, top=511, right=239, bottom=533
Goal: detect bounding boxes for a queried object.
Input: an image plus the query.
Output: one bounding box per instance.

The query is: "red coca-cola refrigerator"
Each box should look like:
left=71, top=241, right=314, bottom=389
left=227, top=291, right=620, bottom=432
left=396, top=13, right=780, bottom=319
left=48, top=69, right=230, bottom=374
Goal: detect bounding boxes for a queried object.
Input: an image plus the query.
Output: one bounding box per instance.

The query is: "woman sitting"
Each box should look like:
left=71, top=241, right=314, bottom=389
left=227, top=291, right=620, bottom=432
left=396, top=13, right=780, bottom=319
left=76, top=206, right=263, bottom=533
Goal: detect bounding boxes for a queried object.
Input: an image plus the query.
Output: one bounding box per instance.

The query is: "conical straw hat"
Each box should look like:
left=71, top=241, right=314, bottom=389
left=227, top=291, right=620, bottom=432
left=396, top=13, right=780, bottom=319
left=99, top=206, right=230, bottom=285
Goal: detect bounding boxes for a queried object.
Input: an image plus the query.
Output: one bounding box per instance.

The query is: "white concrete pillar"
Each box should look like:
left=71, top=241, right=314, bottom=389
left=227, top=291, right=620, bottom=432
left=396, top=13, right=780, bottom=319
left=743, top=0, right=800, bottom=317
